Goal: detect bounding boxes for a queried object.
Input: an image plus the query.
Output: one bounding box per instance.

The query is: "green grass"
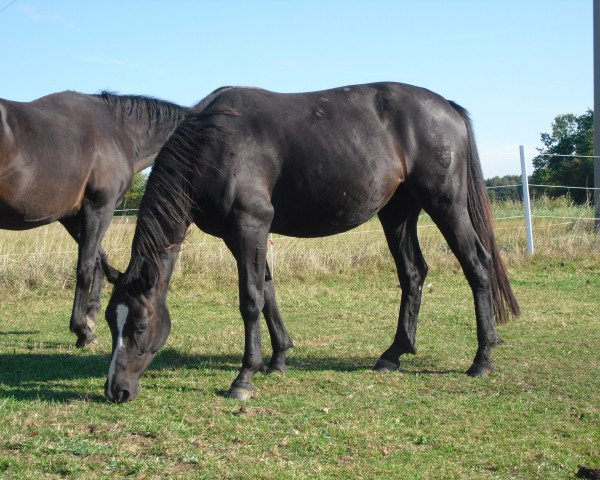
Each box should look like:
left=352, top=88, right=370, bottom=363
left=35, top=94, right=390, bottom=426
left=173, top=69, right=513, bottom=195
left=0, top=262, right=599, bottom=479
left=0, top=199, right=599, bottom=478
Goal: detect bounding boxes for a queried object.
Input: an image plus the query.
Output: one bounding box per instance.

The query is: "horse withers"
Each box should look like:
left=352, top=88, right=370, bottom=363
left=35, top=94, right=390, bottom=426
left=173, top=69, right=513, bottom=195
left=103, top=82, right=520, bottom=402
left=0, top=91, right=189, bottom=346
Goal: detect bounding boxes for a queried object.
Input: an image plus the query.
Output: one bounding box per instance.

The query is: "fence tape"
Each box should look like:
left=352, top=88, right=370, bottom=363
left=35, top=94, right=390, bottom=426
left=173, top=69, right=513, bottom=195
left=486, top=184, right=600, bottom=191
left=536, top=153, right=600, bottom=159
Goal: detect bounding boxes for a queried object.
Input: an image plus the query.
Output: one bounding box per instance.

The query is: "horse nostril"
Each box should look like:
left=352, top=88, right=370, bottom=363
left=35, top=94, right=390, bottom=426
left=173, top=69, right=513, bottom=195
left=116, top=389, right=130, bottom=403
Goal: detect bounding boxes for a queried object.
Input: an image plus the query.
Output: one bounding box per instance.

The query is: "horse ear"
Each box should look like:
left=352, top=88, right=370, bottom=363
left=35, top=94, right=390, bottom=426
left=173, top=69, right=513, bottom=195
left=0, top=104, right=13, bottom=141
left=104, top=265, right=123, bottom=284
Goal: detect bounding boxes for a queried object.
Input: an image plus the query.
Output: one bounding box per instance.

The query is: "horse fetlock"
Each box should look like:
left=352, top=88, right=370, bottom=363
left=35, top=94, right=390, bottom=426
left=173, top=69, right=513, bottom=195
left=400, top=342, right=418, bottom=355
left=72, top=318, right=98, bottom=348
left=86, top=315, right=97, bottom=334
left=75, top=329, right=98, bottom=349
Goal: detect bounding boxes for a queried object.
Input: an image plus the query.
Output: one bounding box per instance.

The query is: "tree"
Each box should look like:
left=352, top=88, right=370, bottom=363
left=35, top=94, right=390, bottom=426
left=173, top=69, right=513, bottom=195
left=485, top=175, right=522, bottom=202
left=116, top=171, right=148, bottom=215
left=530, top=110, right=593, bottom=204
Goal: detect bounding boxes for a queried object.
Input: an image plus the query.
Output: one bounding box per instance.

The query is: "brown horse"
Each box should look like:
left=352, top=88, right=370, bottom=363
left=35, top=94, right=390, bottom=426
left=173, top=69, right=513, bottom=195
left=104, top=82, right=520, bottom=402
left=0, top=90, right=189, bottom=346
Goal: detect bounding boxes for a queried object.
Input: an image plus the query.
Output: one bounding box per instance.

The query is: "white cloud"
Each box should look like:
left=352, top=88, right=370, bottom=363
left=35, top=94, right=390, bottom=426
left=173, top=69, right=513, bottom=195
left=18, top=4, right=63, bottom=22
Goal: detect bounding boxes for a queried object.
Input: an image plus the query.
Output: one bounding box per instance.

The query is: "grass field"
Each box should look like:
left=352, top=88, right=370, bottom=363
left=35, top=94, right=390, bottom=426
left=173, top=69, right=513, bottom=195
left=0, top=200, right=599, bottom=479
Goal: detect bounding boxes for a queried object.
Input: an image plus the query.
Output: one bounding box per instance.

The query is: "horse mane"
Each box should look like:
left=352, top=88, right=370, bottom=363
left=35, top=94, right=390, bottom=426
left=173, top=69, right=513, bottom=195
left=122, top=109, right=230, bottom=291
left=95, top=91, right=190, bottom=135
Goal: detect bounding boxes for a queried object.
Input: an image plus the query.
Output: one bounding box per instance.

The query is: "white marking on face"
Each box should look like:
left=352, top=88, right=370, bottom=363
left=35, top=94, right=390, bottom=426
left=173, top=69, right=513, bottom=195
left=107, top=303, right=128, bottom=393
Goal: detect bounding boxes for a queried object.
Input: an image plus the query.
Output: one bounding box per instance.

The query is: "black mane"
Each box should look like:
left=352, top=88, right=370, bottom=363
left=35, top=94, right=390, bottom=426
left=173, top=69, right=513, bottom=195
left=122, top=110, right=228, bottom=289
left=95, top=91, right=190, bottom=133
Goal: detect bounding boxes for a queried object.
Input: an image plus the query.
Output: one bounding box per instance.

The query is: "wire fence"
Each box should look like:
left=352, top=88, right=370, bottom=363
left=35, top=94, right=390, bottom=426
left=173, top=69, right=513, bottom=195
left=0, top=195, right=595, bottom=263
left=113, top=185, right=600, bottom=224
left=1, top=147, right=599, bottom=263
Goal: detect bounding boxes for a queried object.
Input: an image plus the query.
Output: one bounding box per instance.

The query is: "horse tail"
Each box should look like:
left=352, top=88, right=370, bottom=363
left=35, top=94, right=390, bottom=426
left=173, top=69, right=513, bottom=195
left=448, top=101, right=520, bottom=323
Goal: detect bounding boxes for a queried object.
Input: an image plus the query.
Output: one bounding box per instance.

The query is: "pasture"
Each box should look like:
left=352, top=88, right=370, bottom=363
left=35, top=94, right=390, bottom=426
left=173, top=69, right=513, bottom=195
left=0, top=200, right=598, bottom=479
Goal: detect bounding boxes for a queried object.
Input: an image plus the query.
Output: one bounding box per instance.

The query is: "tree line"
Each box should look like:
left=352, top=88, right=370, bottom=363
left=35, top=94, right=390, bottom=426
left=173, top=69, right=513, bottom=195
left=486, top=109, right=593, bottom=204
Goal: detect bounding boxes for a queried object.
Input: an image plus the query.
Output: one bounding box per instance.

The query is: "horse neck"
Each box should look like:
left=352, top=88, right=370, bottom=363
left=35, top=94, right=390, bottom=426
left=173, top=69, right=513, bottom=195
left=98, top=93, right=189, bottom=172
left=125, top=241, right=182, bottom=302
left=129, top=115, right=184, bottom=172
left=126, top=169, right=191, bottom=295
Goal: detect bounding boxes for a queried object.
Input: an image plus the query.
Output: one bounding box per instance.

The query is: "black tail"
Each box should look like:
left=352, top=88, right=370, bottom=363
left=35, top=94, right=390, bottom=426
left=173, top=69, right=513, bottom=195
left=449, top=101, right=520, bottom=323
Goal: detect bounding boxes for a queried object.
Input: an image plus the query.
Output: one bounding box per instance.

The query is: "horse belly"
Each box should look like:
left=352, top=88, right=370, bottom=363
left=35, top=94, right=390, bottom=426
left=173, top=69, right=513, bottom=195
left=270, top=171, right=400, bottom=237
left=0, top=179, right=83, bottom=229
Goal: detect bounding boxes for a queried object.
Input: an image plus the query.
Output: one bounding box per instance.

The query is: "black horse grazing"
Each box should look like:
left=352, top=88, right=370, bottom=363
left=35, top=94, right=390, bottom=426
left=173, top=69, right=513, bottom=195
left=0, top=91, right=189, bottom=347
left=104, top=82, right=520, bottom=403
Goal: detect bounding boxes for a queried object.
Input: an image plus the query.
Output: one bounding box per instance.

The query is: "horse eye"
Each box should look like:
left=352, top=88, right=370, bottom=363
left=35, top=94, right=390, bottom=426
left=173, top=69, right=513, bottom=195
left=135, top=323, right=147, bottom=334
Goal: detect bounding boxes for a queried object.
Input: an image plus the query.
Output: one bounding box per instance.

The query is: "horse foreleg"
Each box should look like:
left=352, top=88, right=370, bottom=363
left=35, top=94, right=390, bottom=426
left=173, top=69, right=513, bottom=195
left=263, top=261, right=293, bottom=373
left=223, top=204, right=273, bottom=400
left=70, top=202, right=114, bottom=348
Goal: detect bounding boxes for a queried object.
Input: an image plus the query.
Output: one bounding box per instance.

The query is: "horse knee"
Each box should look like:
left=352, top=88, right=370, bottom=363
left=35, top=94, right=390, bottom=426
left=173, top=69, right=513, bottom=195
left=239, top=292, right=265, bottom=321
left=77, top=260, right=96, bottom=288
left=399, top=267, right=427, bottom=296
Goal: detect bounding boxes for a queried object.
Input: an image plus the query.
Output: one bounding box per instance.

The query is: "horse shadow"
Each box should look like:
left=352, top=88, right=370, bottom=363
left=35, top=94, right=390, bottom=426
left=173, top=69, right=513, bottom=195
left=0, top=346, right=462, bottom=403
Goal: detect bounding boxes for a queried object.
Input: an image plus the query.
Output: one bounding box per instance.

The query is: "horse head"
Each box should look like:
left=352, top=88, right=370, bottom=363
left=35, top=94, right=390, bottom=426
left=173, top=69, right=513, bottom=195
left=104, top=273, right=171, bottom=403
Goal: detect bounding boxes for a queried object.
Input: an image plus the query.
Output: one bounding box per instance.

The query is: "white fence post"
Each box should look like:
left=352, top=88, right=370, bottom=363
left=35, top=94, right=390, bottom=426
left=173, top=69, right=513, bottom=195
left=520, top=146, right=534, bottom=255
left=268, top=233, right=275, bottom=279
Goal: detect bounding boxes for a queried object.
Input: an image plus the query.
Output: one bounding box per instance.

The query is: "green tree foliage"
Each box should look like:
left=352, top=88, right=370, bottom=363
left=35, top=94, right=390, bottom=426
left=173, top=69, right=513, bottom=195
left=530, top=110, right=593, bottom=204
left=116, top=171, right=148, bottom=215
left=485, top=175, right=522, bottom=202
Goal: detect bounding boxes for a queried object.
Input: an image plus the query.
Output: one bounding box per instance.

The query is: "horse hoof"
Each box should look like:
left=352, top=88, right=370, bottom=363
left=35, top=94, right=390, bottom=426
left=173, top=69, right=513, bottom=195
left=225, top=386, right=256, bottom=401
left=75, top=333, right=98, bottom=349
left=466, top=362, right=495, bottom=377
left=373, top=358, right=399, bottom=373
left=266, top=363, right=288, bottom=375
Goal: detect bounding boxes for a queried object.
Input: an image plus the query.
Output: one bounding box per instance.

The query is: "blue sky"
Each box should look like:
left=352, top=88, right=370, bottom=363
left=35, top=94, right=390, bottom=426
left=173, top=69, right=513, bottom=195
left=0, top=0, right=593, bottom=177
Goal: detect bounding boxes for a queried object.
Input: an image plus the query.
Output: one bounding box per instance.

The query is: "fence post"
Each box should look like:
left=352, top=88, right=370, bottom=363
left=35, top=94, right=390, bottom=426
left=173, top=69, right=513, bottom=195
left=268, top=233, right=275, bottom=279
left=595, top=0, right=600, bottom=231
left=520, top=146, right=534, bottom=255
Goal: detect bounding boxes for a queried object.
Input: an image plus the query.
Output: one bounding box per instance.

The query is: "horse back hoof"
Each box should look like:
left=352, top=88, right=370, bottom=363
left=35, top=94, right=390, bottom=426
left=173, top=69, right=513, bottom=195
left=225, top=386, right=256, bottom=401
left=373, top=358, right=399, bottom=373
left=266, top=363, right=289, bottom=375
left=75, top=333, right=98, bottom=349
left=466, top=362, right=495, bottom=377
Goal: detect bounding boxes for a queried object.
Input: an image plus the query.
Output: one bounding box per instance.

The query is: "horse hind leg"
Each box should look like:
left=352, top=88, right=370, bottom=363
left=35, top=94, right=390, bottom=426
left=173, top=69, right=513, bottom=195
left=373, top=191, right=428, bottom=372
left=263, top=261, right=294, bottom=374
left=60, top=217, right=106, bottom=344
left=69, top=202, right=115, bottom=347
left=427, top=204, right=498, bottom=376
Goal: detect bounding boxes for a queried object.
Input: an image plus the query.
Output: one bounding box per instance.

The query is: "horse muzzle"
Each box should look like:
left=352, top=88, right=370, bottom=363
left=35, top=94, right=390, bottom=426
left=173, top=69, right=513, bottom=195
left=104, top=379, right=139, bottom=403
